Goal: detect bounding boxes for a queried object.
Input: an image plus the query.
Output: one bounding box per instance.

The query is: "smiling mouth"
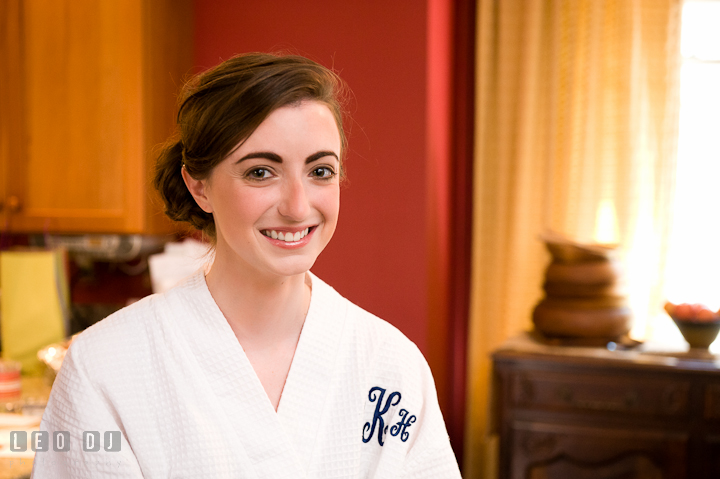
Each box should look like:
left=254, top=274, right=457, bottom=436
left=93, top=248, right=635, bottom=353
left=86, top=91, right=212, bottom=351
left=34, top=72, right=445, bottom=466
left=261, top=227, right=314, bottom=242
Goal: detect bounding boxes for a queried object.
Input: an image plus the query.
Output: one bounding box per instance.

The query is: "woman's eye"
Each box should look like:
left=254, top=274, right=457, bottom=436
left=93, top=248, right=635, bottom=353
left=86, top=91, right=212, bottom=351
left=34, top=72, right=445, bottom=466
left=311, top=167, right=336, bottom=179
left=245, top=168, right=273, bottom=180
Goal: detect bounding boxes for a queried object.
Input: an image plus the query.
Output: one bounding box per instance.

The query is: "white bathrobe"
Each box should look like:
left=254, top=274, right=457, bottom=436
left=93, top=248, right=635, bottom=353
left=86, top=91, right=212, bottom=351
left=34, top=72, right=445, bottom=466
left=32, top=271, right=461, bottom=478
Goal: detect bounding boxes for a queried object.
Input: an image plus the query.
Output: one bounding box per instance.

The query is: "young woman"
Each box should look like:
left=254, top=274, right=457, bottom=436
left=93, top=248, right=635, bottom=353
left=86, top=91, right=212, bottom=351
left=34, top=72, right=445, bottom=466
left=34, top=53, right=461, bottom=478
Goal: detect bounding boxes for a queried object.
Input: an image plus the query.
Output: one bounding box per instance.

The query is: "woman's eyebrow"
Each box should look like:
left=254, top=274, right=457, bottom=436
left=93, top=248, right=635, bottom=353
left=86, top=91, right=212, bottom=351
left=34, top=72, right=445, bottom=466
left=235, top=152, right=282, bottom=164
left=306, top=151, right=339, bottom=164
left=235, top=150, right=338, bottom=164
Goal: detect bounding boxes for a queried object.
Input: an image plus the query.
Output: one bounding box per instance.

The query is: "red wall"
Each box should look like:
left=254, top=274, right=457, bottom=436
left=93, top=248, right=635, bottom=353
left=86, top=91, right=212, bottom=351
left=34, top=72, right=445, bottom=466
left=194, top=0, right=432, bottom=350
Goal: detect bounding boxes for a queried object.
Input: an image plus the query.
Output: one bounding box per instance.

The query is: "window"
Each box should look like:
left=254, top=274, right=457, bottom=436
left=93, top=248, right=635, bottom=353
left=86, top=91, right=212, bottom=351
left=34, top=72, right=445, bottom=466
left=658, top=0, right=720, bottom=351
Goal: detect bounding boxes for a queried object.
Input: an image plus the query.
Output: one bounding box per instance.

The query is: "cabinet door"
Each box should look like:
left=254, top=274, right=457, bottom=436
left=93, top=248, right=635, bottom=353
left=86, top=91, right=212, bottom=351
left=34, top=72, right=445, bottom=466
left=0, top=0, right=21, bottom=228
left=1, top=0, right=145, bottom=233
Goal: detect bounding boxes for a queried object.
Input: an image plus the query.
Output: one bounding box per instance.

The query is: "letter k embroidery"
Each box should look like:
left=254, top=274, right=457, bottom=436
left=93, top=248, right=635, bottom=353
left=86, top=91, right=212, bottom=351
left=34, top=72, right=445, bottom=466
left=362, top=386, right=402, bottom=446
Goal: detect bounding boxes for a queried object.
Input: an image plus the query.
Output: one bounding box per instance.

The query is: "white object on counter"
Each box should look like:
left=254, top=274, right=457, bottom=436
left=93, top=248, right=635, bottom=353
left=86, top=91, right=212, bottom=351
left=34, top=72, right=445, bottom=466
left=148, top=238, right=212, bottom=294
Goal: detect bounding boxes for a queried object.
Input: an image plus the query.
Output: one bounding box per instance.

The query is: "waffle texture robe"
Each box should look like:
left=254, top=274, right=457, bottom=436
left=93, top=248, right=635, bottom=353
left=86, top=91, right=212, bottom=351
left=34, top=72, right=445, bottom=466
left=32, top=271, right=461, bottom=478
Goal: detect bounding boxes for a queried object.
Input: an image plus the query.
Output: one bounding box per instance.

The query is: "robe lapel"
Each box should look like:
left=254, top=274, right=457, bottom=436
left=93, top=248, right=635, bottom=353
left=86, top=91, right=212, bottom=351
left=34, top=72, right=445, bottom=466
left=165, top=272, right=305, bottom=478
left=276, top=273, right=349, bottom=472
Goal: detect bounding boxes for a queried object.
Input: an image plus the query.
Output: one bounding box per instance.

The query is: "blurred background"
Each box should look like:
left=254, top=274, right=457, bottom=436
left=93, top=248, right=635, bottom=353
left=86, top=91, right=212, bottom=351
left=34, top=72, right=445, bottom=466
left=1, top=0, right=719, bottom=477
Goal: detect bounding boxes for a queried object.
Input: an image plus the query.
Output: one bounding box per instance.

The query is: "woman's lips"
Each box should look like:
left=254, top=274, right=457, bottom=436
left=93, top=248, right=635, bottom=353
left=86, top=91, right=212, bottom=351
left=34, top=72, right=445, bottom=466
left=260, top=226, right=316, bottom=248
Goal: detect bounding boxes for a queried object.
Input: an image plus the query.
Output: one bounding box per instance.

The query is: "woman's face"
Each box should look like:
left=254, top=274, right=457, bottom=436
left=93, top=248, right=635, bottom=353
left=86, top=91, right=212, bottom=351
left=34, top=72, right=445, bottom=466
left=191, top=100, right=341, bottom=280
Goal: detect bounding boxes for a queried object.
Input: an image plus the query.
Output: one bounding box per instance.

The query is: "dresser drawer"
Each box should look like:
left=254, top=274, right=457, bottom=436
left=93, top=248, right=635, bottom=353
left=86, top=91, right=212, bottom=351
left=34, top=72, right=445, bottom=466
left=512, top=369, right=690, bottom=417
left=508, top=421, right=688, bottom=479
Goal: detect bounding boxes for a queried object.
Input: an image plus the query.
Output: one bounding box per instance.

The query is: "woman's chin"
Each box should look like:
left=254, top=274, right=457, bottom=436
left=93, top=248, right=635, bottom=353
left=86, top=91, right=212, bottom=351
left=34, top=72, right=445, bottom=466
left=265, top=256, right=319, bottom=279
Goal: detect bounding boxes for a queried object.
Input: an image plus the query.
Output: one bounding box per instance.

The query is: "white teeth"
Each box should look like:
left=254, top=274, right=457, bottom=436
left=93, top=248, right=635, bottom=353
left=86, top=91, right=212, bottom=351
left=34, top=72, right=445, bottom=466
left=263, top=228, right=312, bottom=242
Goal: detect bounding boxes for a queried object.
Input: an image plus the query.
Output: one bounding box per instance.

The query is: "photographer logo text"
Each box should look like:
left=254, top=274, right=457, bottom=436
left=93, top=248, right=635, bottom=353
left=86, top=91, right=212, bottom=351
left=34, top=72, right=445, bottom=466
left=9, top=431, right=121, bottom=452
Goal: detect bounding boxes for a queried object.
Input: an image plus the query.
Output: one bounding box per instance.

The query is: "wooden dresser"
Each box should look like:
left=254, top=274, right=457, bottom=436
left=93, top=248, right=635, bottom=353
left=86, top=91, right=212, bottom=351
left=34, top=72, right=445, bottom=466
left=492, top=333, right=720, bottom=479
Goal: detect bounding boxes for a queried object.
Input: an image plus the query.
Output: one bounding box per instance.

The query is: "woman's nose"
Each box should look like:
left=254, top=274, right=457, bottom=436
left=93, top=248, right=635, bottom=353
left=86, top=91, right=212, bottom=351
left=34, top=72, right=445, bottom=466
left=278, top=177, right=311, bottom=220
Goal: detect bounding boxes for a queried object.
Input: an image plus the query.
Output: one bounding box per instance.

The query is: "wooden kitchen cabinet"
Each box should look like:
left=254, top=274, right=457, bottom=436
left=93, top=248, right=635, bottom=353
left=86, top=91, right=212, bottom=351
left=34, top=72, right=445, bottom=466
left=492, top=334, right=720, bottom=479
left=0, top=0, right=192, bottom=234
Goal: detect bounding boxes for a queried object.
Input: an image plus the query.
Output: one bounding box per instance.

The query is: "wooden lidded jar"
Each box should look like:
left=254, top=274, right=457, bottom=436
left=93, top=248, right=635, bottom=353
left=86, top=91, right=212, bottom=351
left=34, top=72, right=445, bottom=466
left=532, top=233, right=631, bottom=340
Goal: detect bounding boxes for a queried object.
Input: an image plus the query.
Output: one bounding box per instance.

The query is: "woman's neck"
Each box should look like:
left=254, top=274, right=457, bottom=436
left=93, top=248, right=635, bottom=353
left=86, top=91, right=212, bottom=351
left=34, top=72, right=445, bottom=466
left=204, top=251, right=311, bottom=350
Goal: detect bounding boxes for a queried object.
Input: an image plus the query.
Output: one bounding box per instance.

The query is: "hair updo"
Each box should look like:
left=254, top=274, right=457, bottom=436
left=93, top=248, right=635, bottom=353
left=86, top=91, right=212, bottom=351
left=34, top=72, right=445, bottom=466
left=153, top=52, right=347, bottom=240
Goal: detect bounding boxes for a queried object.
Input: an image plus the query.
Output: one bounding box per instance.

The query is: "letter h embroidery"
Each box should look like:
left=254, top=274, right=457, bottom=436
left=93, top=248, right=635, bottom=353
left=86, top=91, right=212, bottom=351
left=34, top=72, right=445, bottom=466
left=390, top=409, right=416, bottom=442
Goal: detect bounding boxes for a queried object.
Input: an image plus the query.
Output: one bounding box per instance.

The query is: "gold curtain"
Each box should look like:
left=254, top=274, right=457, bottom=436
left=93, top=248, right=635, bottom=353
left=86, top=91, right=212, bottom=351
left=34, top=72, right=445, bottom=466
left=464, top=0, right=682, bottom=477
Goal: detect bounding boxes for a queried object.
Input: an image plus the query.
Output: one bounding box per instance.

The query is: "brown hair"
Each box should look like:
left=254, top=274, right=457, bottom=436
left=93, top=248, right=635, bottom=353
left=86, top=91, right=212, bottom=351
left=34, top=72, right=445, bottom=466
left=153, top=52, right=347, bottom=239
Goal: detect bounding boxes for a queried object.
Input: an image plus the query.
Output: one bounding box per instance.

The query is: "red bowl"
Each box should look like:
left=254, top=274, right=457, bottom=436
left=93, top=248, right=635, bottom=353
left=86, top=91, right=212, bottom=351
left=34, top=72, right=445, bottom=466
left=671, top=317, right=720, bottom=350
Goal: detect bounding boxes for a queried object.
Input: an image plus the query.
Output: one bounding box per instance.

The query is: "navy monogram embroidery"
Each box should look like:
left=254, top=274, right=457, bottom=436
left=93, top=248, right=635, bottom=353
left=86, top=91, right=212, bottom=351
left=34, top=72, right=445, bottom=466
left=390, top=408, right=416, bottom=442
left=362, top=386, right=416, bottom=446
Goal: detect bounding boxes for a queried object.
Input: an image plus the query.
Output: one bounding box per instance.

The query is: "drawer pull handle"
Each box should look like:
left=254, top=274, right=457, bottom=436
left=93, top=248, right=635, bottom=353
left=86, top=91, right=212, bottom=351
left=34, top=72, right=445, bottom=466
left=624, top=391, right=639, bottom=408
left=556, top=387, right=639, bottom=412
